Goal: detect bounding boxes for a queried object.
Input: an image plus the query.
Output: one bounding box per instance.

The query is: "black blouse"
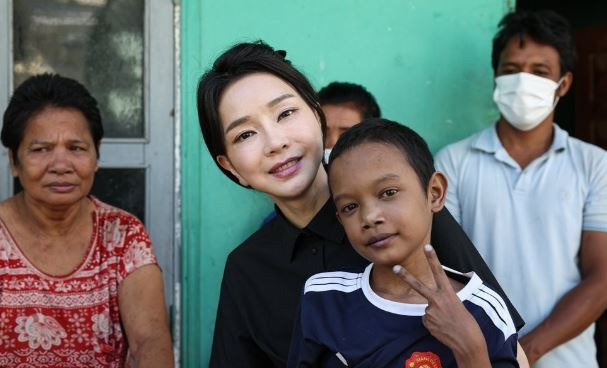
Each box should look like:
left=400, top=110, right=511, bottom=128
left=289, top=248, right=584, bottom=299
left=209, top=200, right=523, bottom=367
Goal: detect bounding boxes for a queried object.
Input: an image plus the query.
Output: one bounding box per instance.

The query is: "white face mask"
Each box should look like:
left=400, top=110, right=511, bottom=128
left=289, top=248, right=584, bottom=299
left=493, top=72, right=564, bottom=131
left=323, top=148, right=332, bottom=164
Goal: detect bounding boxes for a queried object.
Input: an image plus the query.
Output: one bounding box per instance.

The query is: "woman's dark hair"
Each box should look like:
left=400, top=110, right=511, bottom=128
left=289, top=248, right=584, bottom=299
left=328, top=118, right=435, bottom=192
left=197, top=40, right=326, bottom=186
left=492, top=10, right=577, bottom=76
left=318, top=81, right=381, bottom=119
left=1, top=73, right=104, bottom=161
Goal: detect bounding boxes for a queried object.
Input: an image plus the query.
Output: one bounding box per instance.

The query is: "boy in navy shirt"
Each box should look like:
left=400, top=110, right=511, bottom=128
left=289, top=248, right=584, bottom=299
left=288, top=119, right=519, bottom=367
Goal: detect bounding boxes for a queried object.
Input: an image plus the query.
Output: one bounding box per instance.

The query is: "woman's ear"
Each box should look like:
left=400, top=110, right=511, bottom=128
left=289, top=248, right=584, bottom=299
left=427, top=172, right=447, bottom=213
left=9, top=150, right=18, bottom=177
left=217, top=154, right=249, bottom=187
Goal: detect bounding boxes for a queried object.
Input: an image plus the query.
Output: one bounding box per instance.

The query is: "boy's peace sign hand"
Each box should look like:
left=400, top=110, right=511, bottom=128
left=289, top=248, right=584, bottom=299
left=392, top=244, right=491, bottom=368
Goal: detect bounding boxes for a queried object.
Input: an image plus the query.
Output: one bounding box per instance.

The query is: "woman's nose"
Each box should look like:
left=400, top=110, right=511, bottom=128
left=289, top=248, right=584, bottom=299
left=48, top=149, right=74, bottom=174
left=264, top=127, right=290, bottom=155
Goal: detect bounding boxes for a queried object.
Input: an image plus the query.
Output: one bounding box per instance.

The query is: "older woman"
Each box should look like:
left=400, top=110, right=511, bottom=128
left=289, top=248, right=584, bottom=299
left=0, top=74, right=173, bottom=367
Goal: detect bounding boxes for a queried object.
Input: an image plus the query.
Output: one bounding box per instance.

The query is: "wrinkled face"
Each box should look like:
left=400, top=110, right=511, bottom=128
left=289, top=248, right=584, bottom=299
left=217, top=72, right=324, bottom=202
left=322, top=103, right=364, bottom=149
left=11, top=106, right=98, bottom=208
left=497, top=34, right=565, bottom=83
left=330, top=142, right=443, bottom=266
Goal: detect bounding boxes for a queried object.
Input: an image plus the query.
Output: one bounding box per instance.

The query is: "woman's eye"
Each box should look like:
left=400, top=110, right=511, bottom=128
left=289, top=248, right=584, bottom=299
left=381, top=188, right=398, bottom=198
left=278, top=109, right=297, bottom=121
left=340, top=203, right=358, bottom=213
left=235, top=131, right=255, bottom=142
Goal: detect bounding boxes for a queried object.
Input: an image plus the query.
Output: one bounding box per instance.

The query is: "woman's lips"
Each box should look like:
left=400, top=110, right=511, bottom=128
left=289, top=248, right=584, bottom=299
left=269, top=157, right=302, bottom=179
left=366, top=233, right=396, bottom=248
left=47, top=183, right=77, bottom=193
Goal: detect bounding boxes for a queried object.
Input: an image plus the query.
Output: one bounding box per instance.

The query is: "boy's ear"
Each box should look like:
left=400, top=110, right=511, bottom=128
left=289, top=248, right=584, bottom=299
left=427, top=172, right=447, bottom=213
left=216, top=154, right=249, bottom=187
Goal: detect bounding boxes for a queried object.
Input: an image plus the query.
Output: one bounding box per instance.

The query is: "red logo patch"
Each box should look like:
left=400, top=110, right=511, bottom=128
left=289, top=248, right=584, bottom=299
left=404, top=351, right=443, bottom=368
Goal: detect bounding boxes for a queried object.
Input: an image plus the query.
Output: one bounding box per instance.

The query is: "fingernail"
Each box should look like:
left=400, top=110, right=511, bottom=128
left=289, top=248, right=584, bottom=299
left=393, top=265, right=402, bottom=274
left=424, top=244, right=433, bottom=252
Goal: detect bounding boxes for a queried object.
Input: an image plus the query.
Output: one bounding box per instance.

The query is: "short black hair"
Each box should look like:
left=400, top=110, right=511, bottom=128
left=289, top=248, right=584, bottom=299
left=328, top=118, right=434, bottom=192
left=2, top=73, right=103, bottom=161
left=492, top=10, right=576, bottom=75
left=318, top=82, right=381, bottom=119
left=197, top=40, right=326, bottom=186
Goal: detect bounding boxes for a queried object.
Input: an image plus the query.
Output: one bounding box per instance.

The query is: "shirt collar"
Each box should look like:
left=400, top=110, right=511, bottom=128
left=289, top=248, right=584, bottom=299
left=274, top=198, right=346, bottom=262
left=472, top=123, right=569, bottom=155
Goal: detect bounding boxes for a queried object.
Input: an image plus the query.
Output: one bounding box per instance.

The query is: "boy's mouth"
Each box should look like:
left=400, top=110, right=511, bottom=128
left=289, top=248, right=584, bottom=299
left=365, top=233, right=396, bottom=248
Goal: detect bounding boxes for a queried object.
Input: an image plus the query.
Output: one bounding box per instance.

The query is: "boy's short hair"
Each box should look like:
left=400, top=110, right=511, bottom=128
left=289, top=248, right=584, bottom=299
left=318, top=82, right=381, bottom=119
left=328, top=118, right=435, bottom=192
left=492, top=10, right=576, bottom=75
left=197, top=40, right=326, bottom=186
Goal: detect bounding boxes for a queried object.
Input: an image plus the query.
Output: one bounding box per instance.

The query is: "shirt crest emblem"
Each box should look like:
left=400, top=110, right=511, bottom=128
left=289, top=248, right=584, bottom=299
left=405, top=351, right=442, bottom=368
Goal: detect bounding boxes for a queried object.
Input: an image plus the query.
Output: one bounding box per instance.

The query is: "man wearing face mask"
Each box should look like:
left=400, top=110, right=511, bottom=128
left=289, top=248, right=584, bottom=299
left=436, top=10, right=607, bottom=368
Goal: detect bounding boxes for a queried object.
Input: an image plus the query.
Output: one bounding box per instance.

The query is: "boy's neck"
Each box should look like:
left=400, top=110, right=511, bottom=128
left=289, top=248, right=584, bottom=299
left=273, top=165, right=331, bottom=229
left=370, top=247, right=464, bottom=304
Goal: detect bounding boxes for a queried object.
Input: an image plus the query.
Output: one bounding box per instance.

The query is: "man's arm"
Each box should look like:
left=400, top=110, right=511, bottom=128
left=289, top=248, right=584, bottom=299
left=119, top=264, right=174, bottom=367
left=520, top=231, right=607, bottom=364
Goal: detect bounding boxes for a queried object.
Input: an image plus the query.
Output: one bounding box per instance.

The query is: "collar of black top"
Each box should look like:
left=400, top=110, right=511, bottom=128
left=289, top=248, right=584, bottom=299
left=274, top=198, right=346, bottom=261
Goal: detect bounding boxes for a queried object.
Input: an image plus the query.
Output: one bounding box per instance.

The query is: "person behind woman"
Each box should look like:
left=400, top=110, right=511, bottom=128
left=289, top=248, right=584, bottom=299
left=0, top=74, right=173, bottom=367
left=197, top=41, right=524, bottom=367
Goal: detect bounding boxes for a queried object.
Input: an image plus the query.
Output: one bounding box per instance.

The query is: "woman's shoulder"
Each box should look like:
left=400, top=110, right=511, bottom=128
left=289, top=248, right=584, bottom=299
left=90, top=196, right=144, bottom=226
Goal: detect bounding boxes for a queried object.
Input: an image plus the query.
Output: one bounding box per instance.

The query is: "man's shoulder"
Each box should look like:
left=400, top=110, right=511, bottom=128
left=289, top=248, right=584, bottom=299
left=566, top=135, right=607, bottom=163
left=436, top=128, right=488, bottom=163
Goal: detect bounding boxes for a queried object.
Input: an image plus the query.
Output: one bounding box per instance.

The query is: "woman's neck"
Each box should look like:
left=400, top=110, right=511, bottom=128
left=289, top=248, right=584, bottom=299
left=14, top=193, right=91, bottom=237
left=273, top=165, right=330, bottom=229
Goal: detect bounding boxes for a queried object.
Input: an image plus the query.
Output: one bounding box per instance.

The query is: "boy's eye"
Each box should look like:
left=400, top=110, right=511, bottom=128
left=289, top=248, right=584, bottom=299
left=278, top=108, right=297, bottom=121
left=340, top=203, right=358, bottom=213
left=381, top=188, right=398, bottom=198
left=235, top=131, right=255, bottom=142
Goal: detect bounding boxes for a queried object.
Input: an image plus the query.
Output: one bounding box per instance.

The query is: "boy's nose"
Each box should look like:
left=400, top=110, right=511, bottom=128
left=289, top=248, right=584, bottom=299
left=361, top=206, right=384, bottom=229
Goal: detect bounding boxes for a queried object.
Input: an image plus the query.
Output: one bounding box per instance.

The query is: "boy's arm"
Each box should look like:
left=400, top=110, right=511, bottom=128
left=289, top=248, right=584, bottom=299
left=287, top=299, right=327, bottom=368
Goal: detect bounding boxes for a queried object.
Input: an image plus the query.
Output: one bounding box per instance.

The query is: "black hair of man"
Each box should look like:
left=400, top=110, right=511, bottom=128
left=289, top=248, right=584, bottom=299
left=1, top=73, right=104, bottom=161
left=492, top=10, right=577, bottom=76
left=328, top=118, right=434, bottom=193
left=318, top=82, right=381, bottom=119
left=197, top=40, right=326, bottom=186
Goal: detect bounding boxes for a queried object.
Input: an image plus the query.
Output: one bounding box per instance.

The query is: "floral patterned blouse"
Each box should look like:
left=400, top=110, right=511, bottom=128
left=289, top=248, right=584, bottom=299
left=0, top=197, right=157, bottom=367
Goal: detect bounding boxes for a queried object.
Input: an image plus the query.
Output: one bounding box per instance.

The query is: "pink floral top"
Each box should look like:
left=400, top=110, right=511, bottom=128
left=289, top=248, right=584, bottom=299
left=0, top=197, right=157, bottom=367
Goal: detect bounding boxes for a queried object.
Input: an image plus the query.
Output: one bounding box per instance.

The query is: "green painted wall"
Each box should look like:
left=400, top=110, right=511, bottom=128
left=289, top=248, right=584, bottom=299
left=181, top=0, right=513, bottom=366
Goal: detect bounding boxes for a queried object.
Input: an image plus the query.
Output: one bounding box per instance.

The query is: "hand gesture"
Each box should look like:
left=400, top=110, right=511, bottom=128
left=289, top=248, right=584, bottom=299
left=392, top=244, right=490, bottom=368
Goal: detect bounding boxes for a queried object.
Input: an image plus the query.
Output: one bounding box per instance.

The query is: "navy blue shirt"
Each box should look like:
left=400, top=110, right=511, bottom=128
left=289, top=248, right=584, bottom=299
left=289, top=264, right=518, bottom=367
left=209, top=201, right=523, bottom=367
